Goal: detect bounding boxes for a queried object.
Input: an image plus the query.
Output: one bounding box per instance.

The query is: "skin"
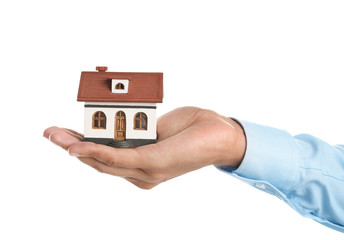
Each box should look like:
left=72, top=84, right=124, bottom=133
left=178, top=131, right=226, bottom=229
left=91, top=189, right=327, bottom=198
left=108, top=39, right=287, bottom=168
left=43, top=107, right=247, bottom=189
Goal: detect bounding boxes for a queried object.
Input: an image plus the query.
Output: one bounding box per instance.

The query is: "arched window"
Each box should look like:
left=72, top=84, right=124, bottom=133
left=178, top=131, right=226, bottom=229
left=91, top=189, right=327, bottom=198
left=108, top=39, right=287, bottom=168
left=92, top=111, right=106, bottom=129
left=134, top=112, right=147, bottom=130
left=115, top=83, right=125, bottom=90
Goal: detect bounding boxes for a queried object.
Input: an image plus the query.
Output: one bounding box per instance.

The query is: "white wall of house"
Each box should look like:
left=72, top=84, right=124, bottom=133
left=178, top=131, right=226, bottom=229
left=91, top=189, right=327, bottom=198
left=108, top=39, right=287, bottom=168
left=84, top=102, right=157, bottom=140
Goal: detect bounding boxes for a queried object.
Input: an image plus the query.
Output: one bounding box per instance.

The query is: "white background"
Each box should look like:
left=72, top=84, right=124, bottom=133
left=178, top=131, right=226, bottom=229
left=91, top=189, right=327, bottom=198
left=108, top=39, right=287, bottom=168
left=0, top=0, right=343, bottom=239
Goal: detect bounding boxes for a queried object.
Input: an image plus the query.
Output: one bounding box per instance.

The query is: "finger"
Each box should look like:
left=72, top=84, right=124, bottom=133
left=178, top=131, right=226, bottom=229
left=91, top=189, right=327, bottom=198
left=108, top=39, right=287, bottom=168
left=49, top=131, right=82, bottom=150
left=124, top=177, right=158, bottom=190
left=75, top=156, right=149, bottom=180
left=68, top=142, right=147, bottom=169
left=43, top=126, right=83, bottom=140
left=43, top=126, right=61, bottom=139
left=63, top=128, right=84, bottom=139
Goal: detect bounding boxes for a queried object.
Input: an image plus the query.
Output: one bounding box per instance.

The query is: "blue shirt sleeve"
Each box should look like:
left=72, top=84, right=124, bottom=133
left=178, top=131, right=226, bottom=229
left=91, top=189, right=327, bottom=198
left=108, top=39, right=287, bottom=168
left=218, top=120, right=344, bottom=233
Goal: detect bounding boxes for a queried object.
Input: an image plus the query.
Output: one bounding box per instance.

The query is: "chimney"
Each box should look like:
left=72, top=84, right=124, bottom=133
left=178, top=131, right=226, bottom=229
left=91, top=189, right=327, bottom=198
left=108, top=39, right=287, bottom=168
left=96, top=66, right=108, bottom=72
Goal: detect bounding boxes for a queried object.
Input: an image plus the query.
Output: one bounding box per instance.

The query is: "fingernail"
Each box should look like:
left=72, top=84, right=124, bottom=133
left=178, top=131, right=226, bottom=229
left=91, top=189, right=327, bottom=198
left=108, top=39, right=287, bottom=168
left=68, top=148, right=80, bottom=157
left=70, top=153, right=81, bottom=157
left=48, top=132, right=54, bottom=141
left=70, top=152, right=81, bottom=157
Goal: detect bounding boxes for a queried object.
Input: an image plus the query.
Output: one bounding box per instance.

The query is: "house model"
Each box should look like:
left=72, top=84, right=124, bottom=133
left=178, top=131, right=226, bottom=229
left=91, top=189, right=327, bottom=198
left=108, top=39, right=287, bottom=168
left=77, top=66, right=163, bottom=148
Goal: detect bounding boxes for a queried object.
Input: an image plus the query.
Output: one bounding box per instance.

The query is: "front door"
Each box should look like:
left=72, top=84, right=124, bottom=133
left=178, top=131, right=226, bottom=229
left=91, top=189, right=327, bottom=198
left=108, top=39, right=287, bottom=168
left=115, top=111, right=126, bottom=141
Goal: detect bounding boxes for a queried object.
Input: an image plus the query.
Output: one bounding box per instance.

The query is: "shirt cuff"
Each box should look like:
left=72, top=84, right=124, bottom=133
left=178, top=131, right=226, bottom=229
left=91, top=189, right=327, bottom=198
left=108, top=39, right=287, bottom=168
left=218, top=120, right=298, bottom=195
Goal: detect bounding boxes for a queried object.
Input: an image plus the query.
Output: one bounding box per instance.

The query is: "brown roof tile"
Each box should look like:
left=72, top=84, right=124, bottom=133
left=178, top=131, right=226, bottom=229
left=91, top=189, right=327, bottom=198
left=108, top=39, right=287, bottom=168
left=77, top=70, right=163, bottom=103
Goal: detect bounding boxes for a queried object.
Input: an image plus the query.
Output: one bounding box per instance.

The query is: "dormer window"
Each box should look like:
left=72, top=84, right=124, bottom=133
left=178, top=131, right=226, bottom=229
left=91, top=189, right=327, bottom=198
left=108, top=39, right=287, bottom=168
left=112, top=79, right=129, bottom=93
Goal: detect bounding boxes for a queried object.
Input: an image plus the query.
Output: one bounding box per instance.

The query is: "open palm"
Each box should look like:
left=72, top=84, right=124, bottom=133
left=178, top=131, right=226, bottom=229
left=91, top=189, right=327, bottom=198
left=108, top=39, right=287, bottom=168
left=44, top=107, right=246, bottom=189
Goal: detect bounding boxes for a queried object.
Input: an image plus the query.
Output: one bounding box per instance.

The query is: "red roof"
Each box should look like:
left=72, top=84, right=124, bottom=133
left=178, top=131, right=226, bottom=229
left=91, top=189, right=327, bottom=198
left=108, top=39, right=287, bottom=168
left=77, top=68, right=163, bottom=103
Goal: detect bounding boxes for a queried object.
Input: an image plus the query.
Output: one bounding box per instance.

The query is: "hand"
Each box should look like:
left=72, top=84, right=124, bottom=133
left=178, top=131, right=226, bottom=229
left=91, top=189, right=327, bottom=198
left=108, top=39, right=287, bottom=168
left=43, top=107, right=246, bottom=189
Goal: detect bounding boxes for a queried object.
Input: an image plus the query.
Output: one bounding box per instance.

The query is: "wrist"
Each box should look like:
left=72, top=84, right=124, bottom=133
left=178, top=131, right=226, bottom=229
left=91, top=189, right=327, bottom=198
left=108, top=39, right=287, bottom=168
left=231, top=118, right=247, bottom=167
left=214, top=117, right=247, bottom=168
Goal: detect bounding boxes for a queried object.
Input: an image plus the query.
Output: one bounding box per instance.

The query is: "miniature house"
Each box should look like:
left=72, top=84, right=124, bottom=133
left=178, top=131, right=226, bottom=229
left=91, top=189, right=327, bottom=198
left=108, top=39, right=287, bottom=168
left=77, top=66, right=163, bottom=148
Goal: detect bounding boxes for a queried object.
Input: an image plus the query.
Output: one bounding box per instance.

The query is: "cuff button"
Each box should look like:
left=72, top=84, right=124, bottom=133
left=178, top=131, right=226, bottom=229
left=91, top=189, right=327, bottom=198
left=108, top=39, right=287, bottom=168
left=255, top=183, right=266, bottom=190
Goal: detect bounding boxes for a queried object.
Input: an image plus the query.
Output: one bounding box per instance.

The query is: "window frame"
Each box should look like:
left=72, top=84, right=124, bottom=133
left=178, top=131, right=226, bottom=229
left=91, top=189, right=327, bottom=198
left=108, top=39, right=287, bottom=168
left=133, top=112, right=148, bottom=130
left=92, top=111, right=107, bottom=129
left=115, top=83, right=125, bottom=90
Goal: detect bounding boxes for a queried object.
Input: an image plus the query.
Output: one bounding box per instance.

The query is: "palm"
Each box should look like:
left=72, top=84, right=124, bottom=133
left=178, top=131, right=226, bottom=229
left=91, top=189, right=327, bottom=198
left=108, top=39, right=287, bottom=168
left=44, top=107, right=245, bottom=189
